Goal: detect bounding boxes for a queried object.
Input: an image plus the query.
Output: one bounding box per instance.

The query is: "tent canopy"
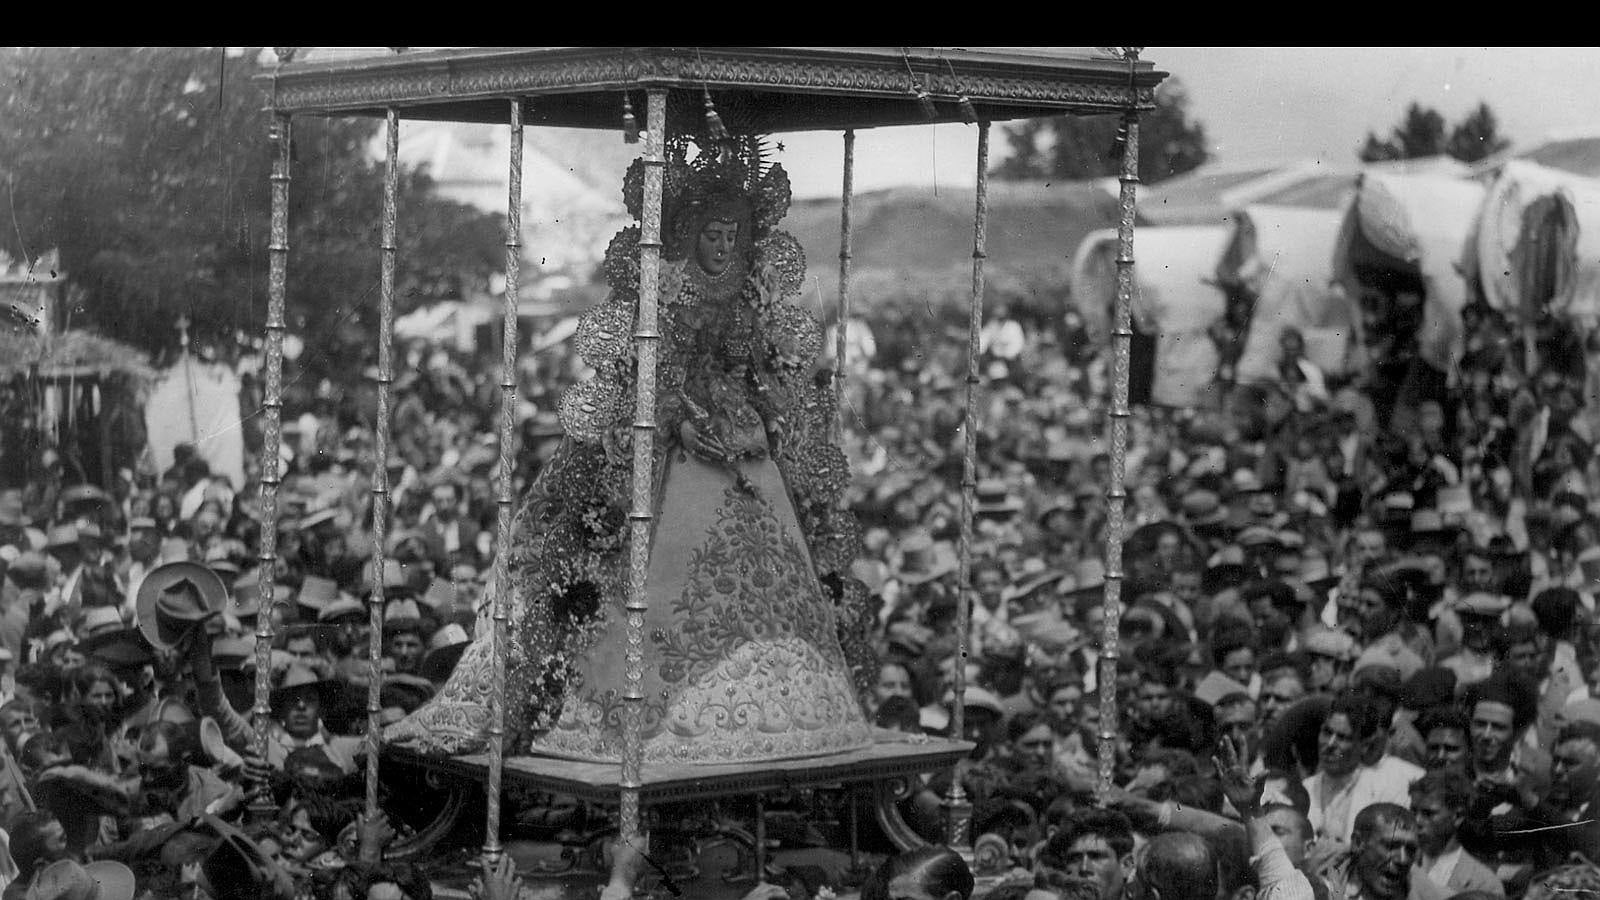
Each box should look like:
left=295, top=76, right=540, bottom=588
left=1468, top=159, right=1600, bottom=321
left=1220, top=205, right=1357, bottom=382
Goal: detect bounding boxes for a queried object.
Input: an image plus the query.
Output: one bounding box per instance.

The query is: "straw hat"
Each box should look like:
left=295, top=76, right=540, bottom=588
left=78, top=605, right=126, bottom=639
left=44, top=524, right=78, bottom=552
left=974, top=479, right=1025, bottom=519
left=296, top=575, right=339, bottom=614
left=26, top=859, right=136, bottom=900
left=268, top=664, right=339, bottom=714
left=317, top=594, right=366, bottom=625
left=889, top=531, right=958, bottom=585
left=135, top=561, right=229, bottom=651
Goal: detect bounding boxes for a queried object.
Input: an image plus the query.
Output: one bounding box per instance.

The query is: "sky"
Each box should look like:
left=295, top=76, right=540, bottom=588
left=774, top=47, right=1600, bottom=198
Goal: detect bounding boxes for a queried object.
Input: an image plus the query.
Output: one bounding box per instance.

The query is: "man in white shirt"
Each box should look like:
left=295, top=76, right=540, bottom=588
left=1304, top=694, right=1416, bottom=845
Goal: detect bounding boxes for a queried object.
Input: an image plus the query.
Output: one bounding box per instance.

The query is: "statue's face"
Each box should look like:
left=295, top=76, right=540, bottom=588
left=696, top=220, right=739, bottom=275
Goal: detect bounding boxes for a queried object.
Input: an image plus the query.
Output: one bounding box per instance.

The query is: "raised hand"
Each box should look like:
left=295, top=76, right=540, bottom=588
left=471, top=854, right=525, bottom=900
left=1212, top=733, right=1263, bottom=817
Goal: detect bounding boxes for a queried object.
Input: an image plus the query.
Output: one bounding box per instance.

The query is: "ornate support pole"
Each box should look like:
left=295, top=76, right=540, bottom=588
left=620, top=87, right=666, bottom=852
left=250, top=112, right=291, bottom=823
left=945, top=120, right=990, bottom=854
left=1098, top=56, right=1142, bottom=799
left=833, top=128, right=856, bottom=417
left=365, top=108, right=400, bottom=824
left=482, top=97, right=524, bottom=865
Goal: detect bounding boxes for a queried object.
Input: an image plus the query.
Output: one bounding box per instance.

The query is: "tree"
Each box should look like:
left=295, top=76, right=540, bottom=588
left=992, top=78, right=1208, bottom=184
left=1447, top=102, right=1511, bottom=163
left=1359, top=101, right=1511, bottom=164
left=0, top=47, right=506, bottom=382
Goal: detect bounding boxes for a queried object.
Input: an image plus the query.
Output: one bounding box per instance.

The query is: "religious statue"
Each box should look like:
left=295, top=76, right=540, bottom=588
left=388, top=139, right=879, bottom=764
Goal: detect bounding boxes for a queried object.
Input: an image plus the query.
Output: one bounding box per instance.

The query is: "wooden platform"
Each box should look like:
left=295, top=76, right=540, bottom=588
left=386, top=730, right=973, bottom=806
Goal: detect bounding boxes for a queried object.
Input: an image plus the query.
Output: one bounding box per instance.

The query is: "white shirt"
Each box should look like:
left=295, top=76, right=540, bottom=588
left=1304, top=762, right=1416, bottom=843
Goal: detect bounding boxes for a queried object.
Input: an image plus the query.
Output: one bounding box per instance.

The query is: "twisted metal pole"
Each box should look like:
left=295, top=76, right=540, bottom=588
left=365, top=107, right=400, bottom=824
left=620, top=87, right=666, bottom=851
left=833, top=128, right=855, bottom=418
left=945, top=120, right=990, bottom=854
left=482, top=96, right=524, bottom=865
left=250, top=112, right=291, bottom=824
left=1097, top=53, right=1142, bottom=799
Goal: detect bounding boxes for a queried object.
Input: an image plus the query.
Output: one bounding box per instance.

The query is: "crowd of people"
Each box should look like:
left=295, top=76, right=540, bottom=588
left=1, top=277, right=1598, bottom=900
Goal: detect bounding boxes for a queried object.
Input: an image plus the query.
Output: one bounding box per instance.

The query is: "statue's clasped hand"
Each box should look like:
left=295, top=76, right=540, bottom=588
left=679, top=420, right=731, bottom=462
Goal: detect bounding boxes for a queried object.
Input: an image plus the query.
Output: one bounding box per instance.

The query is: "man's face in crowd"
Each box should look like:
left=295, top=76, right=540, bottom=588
left=1408, top=791, right=1461, bottom=856
left=387, top=632, right=424, bottom=674
left=279, top=689, right=322, bottom=740
left=1318, top=712, right=1364, bottom=778
left=1259, top=674, right=1305, bottom=728
left=1354, top=821, right=1418, bottom=900
left=1469, top=700, right=1517, bottom=772
left=130, top=527, right=160, bottom=562
left=1459, top=614, right=1496, bottom=653
left=1423, top=725, right=1469, bottom=772
left=1061, top=834, right=1131, bottom=900
left=1135, top=681, right=1174, bottom=724
left=1015, top=722, right=1056, bottom=768
left=281, top=804, right=330, bottom=864
left=1548, top=735, right=1600, bottom=809
left=1248, top=490, right=1277, bottom=519
left=1261, top=807, right=1312, bottom=869
left=1217, top=700, right=1260, bottom=761
left=974, top=567, right=1006, bottom=611
left=1, top=707, right=39, bottom=754
left=84, top=678, right=117, bottom=714
left=38, top=818, right=68, bottom=863
left=1169, top=570, right=1202, bottom=609
left=1502, top=639, right=1544, bottom=682
left=873, top=664, right=914, bottom=708
left=286, top=635, right=321, bottom=668
left=1308, top=653, right=1349, bottom=695
left=1355, top=589, right=1400, bottom=641
left=1048, top=684, right=1083, bottom=729
left=1354, top=530, right=1387, bottom=569
left=1460, top=554, right=1495, bottom=592
left=1220, top=647, right=1257, bottom=687
left=431, top=486, right=460, bottom=521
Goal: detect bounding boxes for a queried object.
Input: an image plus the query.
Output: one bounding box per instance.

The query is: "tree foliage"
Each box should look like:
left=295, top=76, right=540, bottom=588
left=1359, top=100, right=1511, bottom=164
left=992, top=79, right=1209, bottom=184
left=0, top=47, right=506, bottom=380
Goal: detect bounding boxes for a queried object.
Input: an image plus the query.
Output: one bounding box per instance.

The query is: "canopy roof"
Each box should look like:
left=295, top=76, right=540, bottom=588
left=258, top=47, right=1165, bottom=130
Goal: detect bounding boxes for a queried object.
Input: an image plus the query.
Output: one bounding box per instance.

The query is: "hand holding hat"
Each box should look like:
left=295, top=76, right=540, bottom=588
left=136, top=561, right=229, bottom=652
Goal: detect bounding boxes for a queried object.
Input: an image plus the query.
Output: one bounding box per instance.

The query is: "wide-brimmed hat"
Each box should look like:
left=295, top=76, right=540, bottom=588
left=268, top=664, right=339, bottom=714
left=59, top=484, right=110, bottom=510
left=1180, top=489, right=1227, bottom=527
left=296, top=508, right=339, bottom=534
left=211, top=636, right=254, bottom=670
left=1301, top=626, right=1358, bottom=662
left=317, top=594, right=366, bottom=625
left=296, top=575, right=339, bottom=614
left=44, top=524, right=79, bottom=552
left=26, top=859, right=136, bottom=900
left=383, top=598, right=424, bottom=635
left=420, top=628, right=471, bottom=683
left=199, top=716, right=244, bottom=771
left=1001, top=564, right=1067, bottom=607
left=1060, top=557, right=1107, bottom=602
left=199, top=831, right=292, bottom=900
left=80, top=627, right=155, bottom=669
left=78, top=604, right=127, bottom=639
left=136, top=561, right=229, bottom=651
left=889, top=531, right=959, bottom=585
left=974, top=479, right=1025, bottom=520
left=379, top=672, right=436, bottom=714
left=1453, top=591, right=1510, bottom=619
left=419, top=577, right=455, bottom=614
